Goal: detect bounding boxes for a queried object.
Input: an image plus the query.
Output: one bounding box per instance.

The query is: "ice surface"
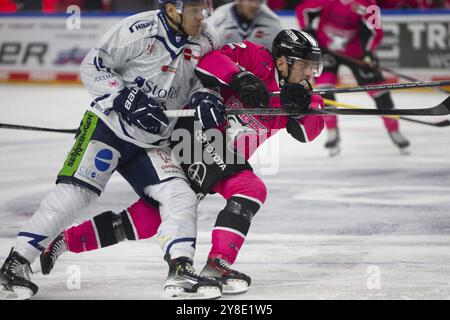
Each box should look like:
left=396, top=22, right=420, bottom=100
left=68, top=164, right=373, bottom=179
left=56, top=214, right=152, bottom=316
left=0, top=84, right=449, bottom=299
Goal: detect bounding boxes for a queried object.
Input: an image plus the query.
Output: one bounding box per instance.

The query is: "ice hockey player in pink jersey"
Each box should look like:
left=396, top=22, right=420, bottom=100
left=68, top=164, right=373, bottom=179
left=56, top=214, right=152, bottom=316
left=296, top=0, right=410, bottom=156
left=39, top=29, right=325, bottom=298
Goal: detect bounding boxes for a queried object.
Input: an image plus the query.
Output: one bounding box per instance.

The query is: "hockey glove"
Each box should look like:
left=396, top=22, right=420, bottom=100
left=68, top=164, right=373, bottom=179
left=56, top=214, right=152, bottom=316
left=230, top=70, right=269, bottom=108
left=190, top=92, right=226, bottom=129
left=113, top=87, right=169, bottom=134
left=281, top=80, right=312, bottom=114
left=362, top=51, right=380, bottom=70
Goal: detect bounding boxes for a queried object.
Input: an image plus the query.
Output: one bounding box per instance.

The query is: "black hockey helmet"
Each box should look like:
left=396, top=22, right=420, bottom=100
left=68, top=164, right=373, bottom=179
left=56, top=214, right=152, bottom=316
left=272, top=29, right=323, bottom=77
left=272, top=29, right=322, bottom=62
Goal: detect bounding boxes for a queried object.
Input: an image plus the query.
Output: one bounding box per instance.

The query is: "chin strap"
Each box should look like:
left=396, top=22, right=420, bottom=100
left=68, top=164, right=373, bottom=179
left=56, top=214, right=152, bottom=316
left=164, top=10, right=187, bottom=36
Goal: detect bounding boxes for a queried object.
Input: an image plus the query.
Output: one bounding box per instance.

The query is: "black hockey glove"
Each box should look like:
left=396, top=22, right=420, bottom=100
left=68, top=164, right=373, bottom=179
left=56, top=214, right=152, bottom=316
left=230, top=70, right=269, bottom=108
left=362, top=51, right=380, bottom=70
left=189, top=92, right=226, bottom=130
left=280, top=80, right=312, bottom=114
left=113, top=87, right=169, bottom=134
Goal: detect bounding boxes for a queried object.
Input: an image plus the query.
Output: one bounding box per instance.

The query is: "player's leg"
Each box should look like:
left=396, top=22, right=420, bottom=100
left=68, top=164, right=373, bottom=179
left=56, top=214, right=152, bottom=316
left=1, top=112, right=120, bottom=299
left=125, top=147, right=221, bottom=300
left=199, top=169, right=267, bottom=294
left=351, top=63, right=410, bottom=152
left=40, top=198, right=161, bottom=275
left=315, top=53, right=340, bottom=156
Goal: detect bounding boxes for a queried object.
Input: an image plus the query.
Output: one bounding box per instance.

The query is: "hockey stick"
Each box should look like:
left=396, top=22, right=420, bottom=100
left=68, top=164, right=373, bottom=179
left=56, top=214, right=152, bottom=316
left=297, top=80, right=450, bottom=95
left=3, top=97, right=449, bottom=133
left=323, top=50, right=450, bottom=95
left=0, top=123, right=77, bottom=134
left=380, top=67, right=450, bottom=95
left=269, top=80, right=450, bottom=96
left=323, top=98, right=450, bottom=127
left=165, top=96, right=450, bottom=117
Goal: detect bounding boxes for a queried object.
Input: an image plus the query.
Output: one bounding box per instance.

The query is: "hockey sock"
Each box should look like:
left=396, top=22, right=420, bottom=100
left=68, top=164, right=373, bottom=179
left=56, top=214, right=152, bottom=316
left=373, top=91, right=399, bottom=132
left=322, top=93, right=338, bottom=129
left=65, top=199, right=161, bottom=253
left=209, top=196, right=261, bottom=264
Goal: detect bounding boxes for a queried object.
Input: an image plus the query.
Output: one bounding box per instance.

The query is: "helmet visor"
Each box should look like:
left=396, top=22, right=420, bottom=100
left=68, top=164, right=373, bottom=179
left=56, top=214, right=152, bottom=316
left=287, top=57, right=324, bottom=77
left=179, top=0, right=213, bottom=18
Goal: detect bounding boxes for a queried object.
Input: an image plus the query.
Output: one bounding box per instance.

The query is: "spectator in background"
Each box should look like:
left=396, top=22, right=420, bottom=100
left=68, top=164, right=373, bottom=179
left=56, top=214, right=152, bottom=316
left=110, top=0, right=157, bottom=12
left=0, top=0, right=16, bottom=12
left=13, top=0, right=41, bottom=11
left=213, top=0, right=231, bottom=9
left=378, top=0, right=442, bottom=8
left=267, top=0, right=286, bottom=10
left=56, top=0, right=104, bottom=11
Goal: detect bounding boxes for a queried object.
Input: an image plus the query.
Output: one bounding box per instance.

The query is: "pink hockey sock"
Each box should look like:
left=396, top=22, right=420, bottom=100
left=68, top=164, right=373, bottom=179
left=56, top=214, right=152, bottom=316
left=209, top=170, right=267, bottom=264
left=64, top=221, right=98, bottom=253
left=208, top=229, right=245, bottom=264
left=126, top=199, right=161, bottom=240
left=64, top=199, right=161, bottom=253
left=382, top=117, right=399, bottom=132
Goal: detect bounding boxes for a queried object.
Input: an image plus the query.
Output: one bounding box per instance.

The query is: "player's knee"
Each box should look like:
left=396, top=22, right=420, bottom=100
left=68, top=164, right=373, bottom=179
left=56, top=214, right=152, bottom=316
left=40, top=183, right=96, bottom=223
left=233, top=171, right=268, bottom=206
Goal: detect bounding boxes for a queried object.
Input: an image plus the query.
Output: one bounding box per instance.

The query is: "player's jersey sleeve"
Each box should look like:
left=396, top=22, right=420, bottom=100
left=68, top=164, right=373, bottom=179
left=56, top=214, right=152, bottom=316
left=80, top=15, right=149, bottom=112
left=295, top=0, right=326, bottom=28
left=194, top=41, right=270, bottom=88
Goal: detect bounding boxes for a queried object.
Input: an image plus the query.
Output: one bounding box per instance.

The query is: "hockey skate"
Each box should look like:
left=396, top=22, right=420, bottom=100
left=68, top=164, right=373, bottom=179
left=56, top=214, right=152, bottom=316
left=388, top=130, right=410, bottom=155
left=324, top=128, right=340, bottom=157
left=0, top=249, right=38, bottom=300
left=162, top=257, right=222, bottom=300
left=40, top=233, right=66, bottom=275
left=200, top=257, right=251, bottom=295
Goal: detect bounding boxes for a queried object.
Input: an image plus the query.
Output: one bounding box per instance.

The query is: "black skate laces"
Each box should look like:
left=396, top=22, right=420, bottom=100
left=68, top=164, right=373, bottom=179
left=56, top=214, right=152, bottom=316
left=6, top=258, right=32, bottom=281
left=47, top=237, right=67, bottom=262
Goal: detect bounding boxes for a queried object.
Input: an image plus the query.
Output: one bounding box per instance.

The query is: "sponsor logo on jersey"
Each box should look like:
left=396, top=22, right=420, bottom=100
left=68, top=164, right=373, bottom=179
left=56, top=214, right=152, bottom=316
left=133, top=77, right=181, bottom=99
left=67, top=114, right=94, bottom=168
left=194, top=130, right=227, bottom=171
left=129, top=20, right=156, bottom=33
left=188, top=162, right=207, bottom=186
left=157, top=149, right=172, bottom=163
left=94, top=149, right=113, bottom=172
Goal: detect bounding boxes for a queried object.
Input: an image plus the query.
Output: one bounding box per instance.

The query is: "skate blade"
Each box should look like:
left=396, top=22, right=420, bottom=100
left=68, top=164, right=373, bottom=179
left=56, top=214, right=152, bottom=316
left=0, top=284, right=34, bottom=300
left=223, top=279, right=249, bottom=295
left=162, top=286, right=221, bottom=300
left=399, top=147, right=410, bottom=156
left=328, top=146, right=340, bottom=157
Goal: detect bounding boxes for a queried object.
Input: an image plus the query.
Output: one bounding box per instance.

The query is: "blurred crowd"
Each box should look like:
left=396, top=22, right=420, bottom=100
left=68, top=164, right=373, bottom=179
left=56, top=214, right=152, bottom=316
left=0, top=0, right=449, bottom=12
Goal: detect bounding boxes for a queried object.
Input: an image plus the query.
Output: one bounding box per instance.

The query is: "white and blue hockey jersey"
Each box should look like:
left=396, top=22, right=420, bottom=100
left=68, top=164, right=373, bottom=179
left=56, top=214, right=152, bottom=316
left=80, top=10, right=219, bottom=148
left=206, top=3, right=282, bottom=50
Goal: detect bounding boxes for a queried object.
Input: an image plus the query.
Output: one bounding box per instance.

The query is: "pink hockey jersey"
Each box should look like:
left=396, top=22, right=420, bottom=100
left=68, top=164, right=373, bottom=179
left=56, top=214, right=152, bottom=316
left=195, top=41, right=324, bottom=159
left=296, top=0, right=383, bottom=58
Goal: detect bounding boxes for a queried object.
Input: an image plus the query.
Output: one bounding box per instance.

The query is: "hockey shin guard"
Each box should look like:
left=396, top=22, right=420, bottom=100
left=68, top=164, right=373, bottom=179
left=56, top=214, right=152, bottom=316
left=209, top=196, right=261, bottom=264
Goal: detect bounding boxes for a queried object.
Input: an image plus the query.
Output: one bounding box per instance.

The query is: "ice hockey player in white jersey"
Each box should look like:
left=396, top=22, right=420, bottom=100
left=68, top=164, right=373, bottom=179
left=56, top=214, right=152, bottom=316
left=0, top=0, right=223, bottom=300
left=207, top=0, right=283, bottom=50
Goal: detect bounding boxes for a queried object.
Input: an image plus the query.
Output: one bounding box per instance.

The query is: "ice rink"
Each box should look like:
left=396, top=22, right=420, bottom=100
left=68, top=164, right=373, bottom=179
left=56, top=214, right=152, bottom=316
left=0, top=84, right=449, bottom=299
